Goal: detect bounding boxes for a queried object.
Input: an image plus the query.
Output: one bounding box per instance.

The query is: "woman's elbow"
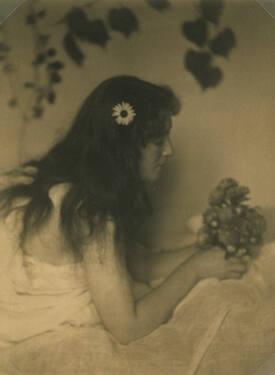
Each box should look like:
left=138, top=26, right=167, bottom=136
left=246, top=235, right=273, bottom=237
left=109, top=324, right=141, bottom=345
left=115, top=334, right=133, bottom=346
left=127, top=252, right=151, bottom=283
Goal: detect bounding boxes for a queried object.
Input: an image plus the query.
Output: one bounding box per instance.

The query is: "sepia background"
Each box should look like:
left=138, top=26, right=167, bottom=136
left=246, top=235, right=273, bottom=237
left=0, top=0, right=275, bottom=247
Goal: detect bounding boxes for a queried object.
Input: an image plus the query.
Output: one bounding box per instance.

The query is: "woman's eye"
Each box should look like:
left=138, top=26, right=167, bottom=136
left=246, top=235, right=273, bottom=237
left=154, top=138, right=165, bottom=146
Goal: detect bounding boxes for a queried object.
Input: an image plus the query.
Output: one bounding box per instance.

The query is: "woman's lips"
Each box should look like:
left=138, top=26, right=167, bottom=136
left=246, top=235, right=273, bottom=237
left=156, top=162, right=164, bottom=172
left=158, top=159, right=166, bottom=168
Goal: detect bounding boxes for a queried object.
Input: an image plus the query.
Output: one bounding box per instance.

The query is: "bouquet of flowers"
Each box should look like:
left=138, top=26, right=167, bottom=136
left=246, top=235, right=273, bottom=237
left=197, top=178, right=267, bottom=258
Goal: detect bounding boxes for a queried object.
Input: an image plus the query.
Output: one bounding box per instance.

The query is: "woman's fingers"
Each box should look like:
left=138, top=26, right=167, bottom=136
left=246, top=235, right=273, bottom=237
left=228, top=254, right=252, bottom=269
left=227, top=271, right=243, bottom=280
left=242, top=255, right=251, bottom=263
left=227, top=261, right=247, bottom=273
left=224, top=255, right=253, bottom=280
left=228, top=257, right=243, bottom=264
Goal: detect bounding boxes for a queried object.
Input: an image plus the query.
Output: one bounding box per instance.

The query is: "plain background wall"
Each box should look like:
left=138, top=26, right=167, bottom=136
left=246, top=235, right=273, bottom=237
left=0, top=0, right=275, bottom=246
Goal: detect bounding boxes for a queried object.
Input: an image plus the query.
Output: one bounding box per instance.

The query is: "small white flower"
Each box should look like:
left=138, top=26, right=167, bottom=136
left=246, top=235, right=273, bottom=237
left=226, top=245, right=236, bottom=253
left=112, top=101, right=136, bottom=126
left=210, top=220, right=218, bottom=228
left=236, top=248, right=247, bottom=257
left=250, top=237, right=257, bottom=244
left=235, top=206, right=242, bottom=215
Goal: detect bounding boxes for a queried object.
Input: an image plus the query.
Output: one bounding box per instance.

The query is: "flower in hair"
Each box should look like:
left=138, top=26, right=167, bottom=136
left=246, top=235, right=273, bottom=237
left=112, top=101, right=136, bottom=126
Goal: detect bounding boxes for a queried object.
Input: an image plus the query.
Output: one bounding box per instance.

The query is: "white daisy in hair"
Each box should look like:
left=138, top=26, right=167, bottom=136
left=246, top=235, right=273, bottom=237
left=112, top=101, right=136, bottom=126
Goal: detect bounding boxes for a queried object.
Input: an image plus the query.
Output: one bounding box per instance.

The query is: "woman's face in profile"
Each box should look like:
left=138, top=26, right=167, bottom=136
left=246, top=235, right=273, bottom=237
left=140, top=116, right=174, bottom=185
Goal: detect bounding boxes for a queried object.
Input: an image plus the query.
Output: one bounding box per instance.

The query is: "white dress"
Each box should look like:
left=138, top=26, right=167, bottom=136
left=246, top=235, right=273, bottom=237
left=1, top=184, right=275, bottom=375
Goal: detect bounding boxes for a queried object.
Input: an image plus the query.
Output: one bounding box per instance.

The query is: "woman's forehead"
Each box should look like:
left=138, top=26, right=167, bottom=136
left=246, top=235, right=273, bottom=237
left=162, top=115, right=173, bottom=132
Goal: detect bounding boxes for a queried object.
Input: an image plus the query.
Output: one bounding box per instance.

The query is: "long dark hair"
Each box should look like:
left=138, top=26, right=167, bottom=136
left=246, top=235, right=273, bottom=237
left=0, top=75, right=181, bottom=255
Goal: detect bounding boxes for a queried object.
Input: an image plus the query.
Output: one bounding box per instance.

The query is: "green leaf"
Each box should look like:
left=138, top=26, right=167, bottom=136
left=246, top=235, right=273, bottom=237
left=26, top=13, right=36, bottom=25
left=63, top=32, right=84, bottom=65
left=8, top=98, right=17, bottom=107
left=32, top=105, right=44, bottom=118
left=38, top=34, right=50, bottom=47
left=24, top=81, right=35, bottom=88
left=108, top=7, right=139, bottom=37
left=184, top=49, right=223, bottom=89
left=209, top=28, right=236, bottom=58
left=66, top=7, right=89, bottom=37
left=37, top=10, right=46, bottom=18
left=182, top=18, right=208, bottom=48
left=79, top=19, right=110, bottom=47
left=50, top=72, right=62, bottom=84
left=32, top=53, right=46, bottom=65
left=47, top=91, right=56, bottom=104
left=147, top=0, right=171, bottom=11
left=47, top=48, right=57, bottom=57
left=48, top=61, right=65, bottom=70
left=199, top=0, right=223, bottom=25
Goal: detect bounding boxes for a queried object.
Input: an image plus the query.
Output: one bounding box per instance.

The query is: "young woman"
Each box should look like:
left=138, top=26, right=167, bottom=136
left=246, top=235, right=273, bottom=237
left=0, top=75, right=249, bottom=353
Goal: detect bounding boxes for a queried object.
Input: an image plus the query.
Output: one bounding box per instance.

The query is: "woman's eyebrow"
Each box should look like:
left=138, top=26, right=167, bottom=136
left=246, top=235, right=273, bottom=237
left=166, top=120, right=173, bottom=132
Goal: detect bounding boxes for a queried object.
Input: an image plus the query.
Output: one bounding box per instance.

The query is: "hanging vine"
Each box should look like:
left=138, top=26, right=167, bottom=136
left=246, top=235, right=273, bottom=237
left=23, top=0, right=65, bottom=118
left=0, top=22, right=32, bottom=123
left=0, top=25, right=20, bottom=111
left=0, top=22, right=33, bottom=160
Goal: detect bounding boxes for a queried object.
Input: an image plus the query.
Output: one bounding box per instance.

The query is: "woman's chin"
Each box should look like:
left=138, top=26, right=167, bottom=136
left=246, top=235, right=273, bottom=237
left=148, top=171, right=162, bottom=189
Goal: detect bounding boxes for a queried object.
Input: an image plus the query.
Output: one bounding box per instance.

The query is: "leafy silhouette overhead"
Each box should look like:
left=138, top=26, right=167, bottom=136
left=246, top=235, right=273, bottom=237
left=25, top=9, right=47, bottom=25
left=84, top=20, right=110, bottom=46
left=66, top=8, right=110, bottom=47
left=147, top=0, right=171, bottom=11
left=199, top=0, right=223, bottom=25
left=63, top=32, right=84, bottom=65
left=182, top=18, right=208, bottom=48
left=209, top=28, right=236, bottom=58
left=66, top=7, right=87, bottom=36
left=185, top=50, right=222, bottom=89
left=108, top=7, right=139, bottom=37
left=182, top=0, right=236, bottom=90
left=62, top=6, right=140, bottom=64
left=4, top=0, right=236, bottom=120
left=0, top=41, right=10, bottom=61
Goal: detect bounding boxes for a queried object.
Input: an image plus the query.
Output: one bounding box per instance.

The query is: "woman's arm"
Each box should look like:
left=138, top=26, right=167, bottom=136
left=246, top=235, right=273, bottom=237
left=82, top=221, right=247, bottom=345
left=83, top=223, right=199, bottom=344
left=127, top=242, right=198, bottom=283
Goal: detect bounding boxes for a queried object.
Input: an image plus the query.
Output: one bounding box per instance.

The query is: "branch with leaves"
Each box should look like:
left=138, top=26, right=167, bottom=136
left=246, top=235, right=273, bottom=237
left=60, top=5, right=139, bottom=65
left=0, top=25, right=18, bottom=109
left=1, top=0, right=173, bottom=119
left=0, top=24, right=30, bottom=121
left=182, top=0, right=236, bottom=90
left=146, top=0, right=171, bottom=11
left=60, top=0, right=173, bottom=66
left=2, top=0, right=236, bottom=121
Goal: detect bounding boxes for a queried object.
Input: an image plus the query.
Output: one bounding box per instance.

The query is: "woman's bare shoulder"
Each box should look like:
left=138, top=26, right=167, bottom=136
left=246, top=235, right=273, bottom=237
left=48, top=182, right=71, bottom=207
left=82, top=217, right=120, bottom=265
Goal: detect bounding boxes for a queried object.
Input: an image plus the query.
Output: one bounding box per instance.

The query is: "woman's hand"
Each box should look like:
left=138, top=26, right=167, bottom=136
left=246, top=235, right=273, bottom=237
left=189, top=247, right=249, bottom=281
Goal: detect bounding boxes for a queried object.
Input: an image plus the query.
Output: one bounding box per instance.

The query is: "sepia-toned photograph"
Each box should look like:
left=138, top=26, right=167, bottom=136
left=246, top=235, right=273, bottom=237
left=0, top=0, right=275, bottom=374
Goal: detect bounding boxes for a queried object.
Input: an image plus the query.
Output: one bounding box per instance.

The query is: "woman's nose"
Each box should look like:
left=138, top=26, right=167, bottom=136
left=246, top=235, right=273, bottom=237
left=163, top=137, right=174, bottom=158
